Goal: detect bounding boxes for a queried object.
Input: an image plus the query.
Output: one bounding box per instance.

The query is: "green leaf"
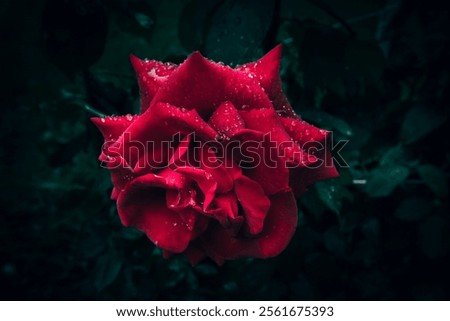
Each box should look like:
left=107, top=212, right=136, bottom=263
left=315, top=180, right=353, bottom=215
left=400, top=107, right=446, bottom=144
left=194, top=263, right=218, bottom=276
left=417, top=164, right=448, bottom=198
left=394, top=198, right=430, bottom=221
left=365, top=165, right=410, bottom=197
left=379, top=145, right=405, bottom=166
left=94, top=253, right=123, bottom=291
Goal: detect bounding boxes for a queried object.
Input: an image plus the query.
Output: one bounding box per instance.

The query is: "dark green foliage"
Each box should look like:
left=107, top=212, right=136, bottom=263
left=1, top=0, right=449, bottom=300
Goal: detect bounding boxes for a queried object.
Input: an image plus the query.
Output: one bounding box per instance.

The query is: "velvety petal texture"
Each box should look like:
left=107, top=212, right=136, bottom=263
left=92, top=45, right=339, bottom=265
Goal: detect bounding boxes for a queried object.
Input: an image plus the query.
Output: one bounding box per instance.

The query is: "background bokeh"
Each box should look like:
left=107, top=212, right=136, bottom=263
left=1, top=0, right=449, bottom=300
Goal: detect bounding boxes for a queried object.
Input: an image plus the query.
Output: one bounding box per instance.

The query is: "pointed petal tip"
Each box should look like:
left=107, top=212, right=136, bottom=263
left=90, top=116, right=103, bottom=127
left=265, top=43, right=283, bottom=62
left=129, top=53, right=144, bottom=70
left=185, top=50, right=207, bottom=64
left=272, top=43, right=283, bottom=54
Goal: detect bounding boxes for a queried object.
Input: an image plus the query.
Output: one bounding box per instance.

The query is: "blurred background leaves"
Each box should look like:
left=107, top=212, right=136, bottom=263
left=0, top=0, right=449, bottom=299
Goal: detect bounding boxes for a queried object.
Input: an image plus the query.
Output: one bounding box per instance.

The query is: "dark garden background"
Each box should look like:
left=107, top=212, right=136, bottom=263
left=1, top=0, right=449, bottom=300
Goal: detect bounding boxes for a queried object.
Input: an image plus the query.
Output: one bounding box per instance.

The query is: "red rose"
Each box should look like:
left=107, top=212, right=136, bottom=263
left=91, top=45, right=338, bottom=265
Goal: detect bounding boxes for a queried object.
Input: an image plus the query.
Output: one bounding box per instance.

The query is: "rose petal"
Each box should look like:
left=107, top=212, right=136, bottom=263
left=169, top=133, right=190, bottom=165
left=239, top=108, right=305, bottom=156
left=234, top=176, right=270, bottom=235
left=177, top=208, right=210, bottom=239
left=184, top=243, right=207, bottom=266
left=117, top=186, right=194, bottom=253
left=105, top=156, right=134, bottom=200
left=116, top=102, right=217, bottom=168
left=208, top=101, right=246, bottom=138
left=230, top=120, right=291, bottom=195
left=173, top=166, right=217, bottom=210
left=280, top=118, right=339, bottom=196
left=289, top=151, right=339, bottom=197
left=130, top=54, right=177, bottom=112
left=201, top=192, right=298, bottom=260
left=211, top=192, right=243, bottom=234
left=279, top=117, right=326, bottom=145
left=151, top=52, right=273, bottom=119
left=91, top=115, right=138, bottom=141
left=198, top=143, right=235, bottom=193
left=236, top=44, right=296, bottom=117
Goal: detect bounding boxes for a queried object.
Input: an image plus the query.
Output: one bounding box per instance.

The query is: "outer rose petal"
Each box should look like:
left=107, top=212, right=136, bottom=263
left=279, top=117, right=326, bottom=145
left=239, top=108, right=314, bottom=167
left=237, top=45, right=296, bottom=118
left=184, top=243, right=207, bottom=266
left=151, top=52, right=273, bottom=118
left=280, top=118, right=339, bottom=196
left=130, top=54, right=177, bottom=112
left=91, top=115, right=138, bottom=141
left=117, top=174, right=195, bottom=253
left=290, top=152, right=339, bottom=197
left=106, top=156, right=134, bottom=200
left=201, top=192, right=298, bottom=263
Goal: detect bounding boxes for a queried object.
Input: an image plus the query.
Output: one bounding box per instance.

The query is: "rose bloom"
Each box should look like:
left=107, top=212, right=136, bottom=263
left=92, top=45, right=338, bottom=265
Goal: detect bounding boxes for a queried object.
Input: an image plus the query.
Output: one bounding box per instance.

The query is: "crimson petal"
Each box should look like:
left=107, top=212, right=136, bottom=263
left=208, top=101, right=246, bottom=138
left=91, top=115, right=138, bottom=141
left=117, top=175, right=195, bottom=253
left=234, top=176, right=270, bottom=235
left=130, top=55, right=177, bottom=112
left=201, top=192, right=298, bottom=260
left=237, top=45, right=296, bottom=117
left=280, top=118, right=339, bottom=196
left=116, top=102, right=217, bottom=168
left=151, top=52, right=273, bottom=119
